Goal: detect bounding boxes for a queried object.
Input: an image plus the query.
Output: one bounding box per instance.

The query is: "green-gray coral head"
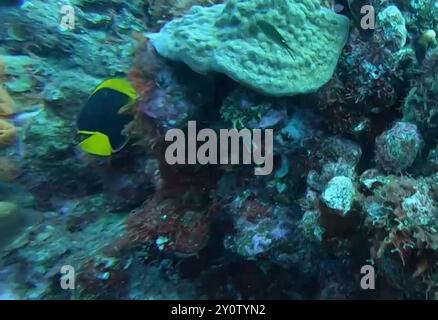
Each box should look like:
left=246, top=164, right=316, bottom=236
left=148, top=0, right=350, bottom=97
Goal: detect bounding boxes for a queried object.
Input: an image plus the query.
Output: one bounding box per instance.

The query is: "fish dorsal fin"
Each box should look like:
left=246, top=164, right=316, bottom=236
left=93, top=78, right=138, bottom=101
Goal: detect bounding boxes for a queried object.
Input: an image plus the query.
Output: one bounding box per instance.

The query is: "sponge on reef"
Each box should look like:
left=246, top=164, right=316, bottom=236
left=148, top=0, right=350, bottom=96
left=0, top=58, right=17, bottom=149
left=0, top=119, right=17, bottom=149
left=0, top=58, right=14, bottom=117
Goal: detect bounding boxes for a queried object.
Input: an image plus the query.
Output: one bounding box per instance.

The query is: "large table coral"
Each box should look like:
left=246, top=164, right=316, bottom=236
left=148, top=0, right=350, bottom=96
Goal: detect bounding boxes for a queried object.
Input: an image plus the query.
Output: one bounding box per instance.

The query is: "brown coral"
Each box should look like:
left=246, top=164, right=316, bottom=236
left=0, top=58, right=14, bottom=117
left=0, top=87, right=14, bottom=117
left=0, top=119, right=17, bottom=148
left=127, top=36, right=157, bottom=100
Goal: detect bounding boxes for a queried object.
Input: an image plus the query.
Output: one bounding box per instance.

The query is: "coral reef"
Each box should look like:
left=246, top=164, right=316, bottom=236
left=375, top=121, right=422, bottom=172
left=360, top=171, right=438, bottom=297
left=403, top=48, right=438, bottom=138
left=2, top=0, right=438, bottom=301
left=321, top=176, right=357, bottom=215
left=127, top=197, right=210, bottom=257
left=374, top=5, right=407, bottom=52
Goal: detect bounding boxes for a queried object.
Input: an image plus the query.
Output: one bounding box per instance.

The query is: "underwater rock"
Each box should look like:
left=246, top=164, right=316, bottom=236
left=220, top=88, right=272, bottom=129
left=318, top=137, right=363, bottom=168
left=0, top=157, right=20, bottom=182
left=0, top=201, right=18, bottom=218
left=1, top=53, right=100, bottom=112
left=141, top=88, right=191, bottom=126
left=1, top=1, right=80, bottom=55
left=361, top=172, right=438, bottom=234
left=321, top=176, right=356, bottom=215
left=0, top=211, right=127, bottom=299
left=374, top=5, right=408, bottom=52
left=403, top=48, right=438, bottom=136
left=21, top=109, right=73, bottom=159
left=0, top=201, right=19, bottom=249
left=408, top=0, right=438, bottom=30
left=1, top=1, right=139, bottom=77
left=148, top=0, right=350, bottom=96
left=224, top=200, right=292, bottom=259
left=402, top=183, right=437, bottom=227
left=361, top=172, right=438, bottom=295
left=276, top=108, right=319, bottom=153
left=0, top=56, right=34, bottom=96
left=127, top=197, right=210, bottom=257
left=317, top=26, right=413, bottom=136
left=307, top=160, right=356, bottom=193
left=139, top=64, right=214, bottom=128
left=375, top=122, right=422, bottom=173
left=40, top=68, right=101, bottom=108
left=299, top=207, right=324, bottom=243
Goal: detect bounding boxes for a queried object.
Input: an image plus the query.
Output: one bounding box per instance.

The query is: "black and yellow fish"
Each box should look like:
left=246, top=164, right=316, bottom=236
left=77, top=78, right=138, bottom=157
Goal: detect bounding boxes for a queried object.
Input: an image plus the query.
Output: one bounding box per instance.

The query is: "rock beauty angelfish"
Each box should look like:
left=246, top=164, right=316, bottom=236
left=77, top=78, right=138, bottom=157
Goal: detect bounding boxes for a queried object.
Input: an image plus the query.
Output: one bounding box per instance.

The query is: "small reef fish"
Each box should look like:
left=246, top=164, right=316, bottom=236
left=77, top=78, right=139, bottom=157
left=256, top=20, right=296, bottom=60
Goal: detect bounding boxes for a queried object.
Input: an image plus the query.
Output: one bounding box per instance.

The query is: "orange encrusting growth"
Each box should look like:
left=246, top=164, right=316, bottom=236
left=0, top=58, right=17, bottom=149
left=0, top=119, right=17, bottom=149
left=0, top=58, right=14, bottom=117
left=127, top=35, right=157, bottom=101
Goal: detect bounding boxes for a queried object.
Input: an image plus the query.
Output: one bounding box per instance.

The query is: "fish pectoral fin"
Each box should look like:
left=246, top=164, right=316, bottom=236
left=118, top=100, right=136, bottom=115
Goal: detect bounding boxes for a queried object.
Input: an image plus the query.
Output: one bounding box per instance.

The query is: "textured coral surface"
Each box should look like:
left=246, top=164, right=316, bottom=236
left=149, top=0, right=350, bottom=96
